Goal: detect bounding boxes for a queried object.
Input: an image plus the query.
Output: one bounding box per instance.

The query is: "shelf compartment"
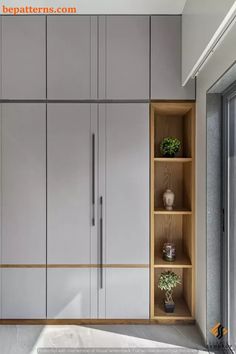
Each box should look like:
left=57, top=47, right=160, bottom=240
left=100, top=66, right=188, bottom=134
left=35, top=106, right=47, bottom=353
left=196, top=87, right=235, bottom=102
left=153, top=103, right=193, bottom=158
left=154, top=268, right=193, bottom=319
left=154, top=214, right=193, bottom=268
left=154, top=297, right=192, bottom=319
left=154, top=158, right=192, bottom=163
left=154, top=161, right=192, bottom=211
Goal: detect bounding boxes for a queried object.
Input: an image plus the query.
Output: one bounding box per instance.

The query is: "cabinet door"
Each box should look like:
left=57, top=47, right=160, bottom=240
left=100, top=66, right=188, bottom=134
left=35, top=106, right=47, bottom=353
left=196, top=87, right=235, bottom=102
left=151, top=16, right=195, bottom=99
left=47, top=16, right=97, bottom=99
left=1, top=104, right=46, bottom=264
left=47, top=104, right=94, bottom=264
left=99, top=16, right=149, bottom=99
left=2, top=269, right=46, bottom=319
left=47, top=268, right=91, bottom=319
left=99, top=104, right=149, bottom=264
left=1, top=16, right=46, bottom=99
left=105, top=268, right=149, bottom=319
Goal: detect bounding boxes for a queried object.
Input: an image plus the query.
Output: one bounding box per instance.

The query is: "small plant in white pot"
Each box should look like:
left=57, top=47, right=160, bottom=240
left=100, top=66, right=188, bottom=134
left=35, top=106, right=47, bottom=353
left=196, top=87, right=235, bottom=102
left=158, top=270, right=181, bottom=313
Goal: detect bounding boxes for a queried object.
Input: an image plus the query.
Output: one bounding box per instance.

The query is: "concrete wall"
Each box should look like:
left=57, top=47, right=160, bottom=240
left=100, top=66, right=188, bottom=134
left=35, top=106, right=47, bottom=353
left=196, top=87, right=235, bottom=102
left=182, top=0, right=235, bottom=84
left=206, top=94, right=223, bottom=346
left=196, top=21, right=236, bottom=340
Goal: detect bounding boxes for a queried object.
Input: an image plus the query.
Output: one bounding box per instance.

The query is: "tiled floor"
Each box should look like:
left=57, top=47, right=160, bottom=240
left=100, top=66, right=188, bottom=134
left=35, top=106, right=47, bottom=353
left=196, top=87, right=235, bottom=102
left=0, top=324, right=210, bottom=354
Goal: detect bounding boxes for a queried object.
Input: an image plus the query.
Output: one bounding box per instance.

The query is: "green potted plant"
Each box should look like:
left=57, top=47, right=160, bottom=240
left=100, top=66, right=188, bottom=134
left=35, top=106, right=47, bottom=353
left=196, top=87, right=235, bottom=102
left=160, top=137, right=181, bottom=157
left=158, top=270, right=181, bottom=313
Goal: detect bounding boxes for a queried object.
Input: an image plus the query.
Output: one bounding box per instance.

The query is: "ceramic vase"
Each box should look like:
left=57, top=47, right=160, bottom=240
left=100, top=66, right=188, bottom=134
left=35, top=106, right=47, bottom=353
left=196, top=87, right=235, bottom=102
left=163, top=189, right=175, bottom=210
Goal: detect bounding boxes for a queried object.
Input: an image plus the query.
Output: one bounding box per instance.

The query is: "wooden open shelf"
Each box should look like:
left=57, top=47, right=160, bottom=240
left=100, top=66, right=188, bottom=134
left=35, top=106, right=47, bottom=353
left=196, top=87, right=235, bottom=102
left=150, top=101, right=195, bottom=323
left=153, top=267, right=193, bottom=320
left=154, top=209, right=192, bottom=215
left=154, top=252, right=192, bottom=268
left=154, top=158, right=192, bottom=163
left=154, top=297, right=192, bottom=320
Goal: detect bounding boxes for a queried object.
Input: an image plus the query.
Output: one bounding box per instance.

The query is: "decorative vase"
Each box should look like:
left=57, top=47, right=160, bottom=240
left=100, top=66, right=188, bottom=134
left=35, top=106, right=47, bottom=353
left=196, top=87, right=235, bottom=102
left=163, top=189, right=175, bottom=210
left=163, top=242, right=176, bottom=262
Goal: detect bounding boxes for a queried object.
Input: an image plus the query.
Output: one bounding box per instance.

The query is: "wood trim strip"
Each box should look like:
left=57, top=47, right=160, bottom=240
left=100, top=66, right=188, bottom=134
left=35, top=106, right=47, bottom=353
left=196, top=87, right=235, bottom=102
left=0, top=264, right=150, bottom=269
left=0, top=319, right=195, bottom=325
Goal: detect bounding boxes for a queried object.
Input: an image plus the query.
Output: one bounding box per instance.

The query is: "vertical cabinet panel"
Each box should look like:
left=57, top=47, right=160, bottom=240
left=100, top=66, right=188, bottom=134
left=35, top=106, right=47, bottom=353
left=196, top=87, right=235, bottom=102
left=47, top=268, right=91, bottom=319
left=2, top=269, right=46, bottom=319
left=99, top=16, right=149, bottom=99
left=151, top=16, right=195, bottom=100
left=1, top=104, right=46, bottom=264
left=105, top=268, right=149, bottom=319
left=2, top=16, right=46, bottom=99
left=102, top=104, right=149, bottom=264
left=47, top=104, right=92, bottom=264
left=47, top=16, right=97, bottom=99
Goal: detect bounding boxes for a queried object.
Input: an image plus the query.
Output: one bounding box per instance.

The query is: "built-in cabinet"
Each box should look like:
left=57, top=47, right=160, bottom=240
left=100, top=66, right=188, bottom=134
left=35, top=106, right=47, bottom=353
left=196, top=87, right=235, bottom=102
left=98, top=16, right=150, bottom=99
left=0, top=15, right=195, bottom=100
left=0, top=15, right=195, bottom=321
left=47, top=103, right=149, bottom=319
left=151, top=16, right=195, bottom=99
left=1, top=17, right=46, bottom=99
left=1, top=104, right=46, bottom=264
left=0, top=104, right=46, bottom=319
left=98, top=104, right=149, bottom=264
left=47, top=104, right=93, bottom=265
left=47, top=17, right=98, bottom=99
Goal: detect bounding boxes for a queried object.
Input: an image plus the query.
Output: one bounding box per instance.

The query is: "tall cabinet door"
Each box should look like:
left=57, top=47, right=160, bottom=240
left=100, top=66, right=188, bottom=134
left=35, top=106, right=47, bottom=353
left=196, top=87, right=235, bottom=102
left=151, top=16, right=195, bottom=99
left=99, top=16, right=149, bottom=100
left=47, top=17, right=97, bottom=99
left=1, top=17, right=46, bottom=99
left=47, top=104, right=97, bottom=318
left=99, top=104, right=149, bottom=318
left=1, top=104, right=46, bottom=318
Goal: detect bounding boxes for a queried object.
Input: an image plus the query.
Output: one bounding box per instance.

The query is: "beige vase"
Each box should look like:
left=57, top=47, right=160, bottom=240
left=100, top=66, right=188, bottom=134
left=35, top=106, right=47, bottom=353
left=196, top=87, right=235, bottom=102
left=163, top=189, right=175, bottom=210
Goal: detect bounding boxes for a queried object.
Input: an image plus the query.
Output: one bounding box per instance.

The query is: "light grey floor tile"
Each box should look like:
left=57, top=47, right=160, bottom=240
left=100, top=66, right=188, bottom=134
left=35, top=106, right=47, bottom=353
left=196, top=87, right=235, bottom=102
left=0, top=325, right=209, bottom=354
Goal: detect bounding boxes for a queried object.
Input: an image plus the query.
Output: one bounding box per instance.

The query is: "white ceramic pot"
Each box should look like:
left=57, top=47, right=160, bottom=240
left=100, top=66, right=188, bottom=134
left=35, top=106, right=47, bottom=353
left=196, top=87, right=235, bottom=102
left=163, top=189, right=175, bottom=211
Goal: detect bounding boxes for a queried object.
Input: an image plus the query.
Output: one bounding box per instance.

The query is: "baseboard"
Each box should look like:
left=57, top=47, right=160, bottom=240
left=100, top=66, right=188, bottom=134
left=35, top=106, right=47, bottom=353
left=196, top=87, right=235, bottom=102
left=0, top=318, right=195, bottom=325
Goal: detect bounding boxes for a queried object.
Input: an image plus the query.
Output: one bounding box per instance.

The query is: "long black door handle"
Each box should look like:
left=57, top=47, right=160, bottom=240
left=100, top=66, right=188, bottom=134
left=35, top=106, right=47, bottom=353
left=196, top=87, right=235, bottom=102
left=100, top=196, right=103, bottom=289
left=92, top=134, right=95, bottom=226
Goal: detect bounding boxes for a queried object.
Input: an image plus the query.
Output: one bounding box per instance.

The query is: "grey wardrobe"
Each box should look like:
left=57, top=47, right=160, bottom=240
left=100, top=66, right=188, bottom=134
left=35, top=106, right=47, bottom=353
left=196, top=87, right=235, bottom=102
left=47, top=103, right=149, bottom=319
left=1, top=104, right=46, bottom=319
left=0, top=14, right=195, bottom=320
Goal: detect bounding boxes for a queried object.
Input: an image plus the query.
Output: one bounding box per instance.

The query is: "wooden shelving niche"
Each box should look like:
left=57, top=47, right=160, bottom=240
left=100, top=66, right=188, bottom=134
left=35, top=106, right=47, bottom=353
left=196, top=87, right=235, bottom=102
left=150, top=102, right=195, bottom=323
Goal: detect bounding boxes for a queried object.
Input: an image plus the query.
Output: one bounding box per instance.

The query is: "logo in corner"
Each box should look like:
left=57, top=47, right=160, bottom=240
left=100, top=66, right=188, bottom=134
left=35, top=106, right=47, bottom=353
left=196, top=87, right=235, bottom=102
left=210, top=323, right=228, bottom=339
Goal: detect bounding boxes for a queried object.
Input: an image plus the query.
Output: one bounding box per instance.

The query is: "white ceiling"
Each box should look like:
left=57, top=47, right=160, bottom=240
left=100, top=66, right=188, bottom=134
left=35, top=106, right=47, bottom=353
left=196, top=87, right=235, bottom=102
left=76, top=0, right=187, bottom=14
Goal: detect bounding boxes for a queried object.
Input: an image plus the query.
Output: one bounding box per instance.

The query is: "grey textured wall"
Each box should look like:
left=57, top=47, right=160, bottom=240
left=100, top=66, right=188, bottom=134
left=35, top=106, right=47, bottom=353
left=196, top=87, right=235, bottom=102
left=206, top=93, right=223, bottom=345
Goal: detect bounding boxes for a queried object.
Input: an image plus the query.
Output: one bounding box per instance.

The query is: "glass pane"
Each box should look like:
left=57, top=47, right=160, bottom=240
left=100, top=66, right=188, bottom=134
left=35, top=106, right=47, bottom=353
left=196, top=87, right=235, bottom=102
left=229, top=94, right=236, bottom=350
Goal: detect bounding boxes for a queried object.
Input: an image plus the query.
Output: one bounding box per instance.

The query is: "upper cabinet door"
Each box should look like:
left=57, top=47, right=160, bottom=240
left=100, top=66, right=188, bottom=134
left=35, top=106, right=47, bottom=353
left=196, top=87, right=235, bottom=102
left=47, top=104, right=95, bottom=264
left=1, top=104, right=46, bottom=264
left=1, top=17, right=46, bottom=99
left=99, top=16, right=149, bottom=100
left=47, top=16, right=97, bottom=99
left=151, top=16, right=195, bottom=100
left=99, top=104, right=149, bottom=264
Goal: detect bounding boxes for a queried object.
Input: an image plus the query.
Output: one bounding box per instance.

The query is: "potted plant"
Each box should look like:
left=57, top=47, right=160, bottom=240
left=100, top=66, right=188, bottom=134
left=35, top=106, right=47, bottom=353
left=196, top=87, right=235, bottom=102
left=160, top=137, right=181, bottom=157
left=158, top=270, right=181, bottom=313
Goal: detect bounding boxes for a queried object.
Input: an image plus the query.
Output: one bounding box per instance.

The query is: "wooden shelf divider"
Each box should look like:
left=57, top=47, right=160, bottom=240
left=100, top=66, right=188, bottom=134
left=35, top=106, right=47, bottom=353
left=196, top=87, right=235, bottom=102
left=154, top=157, right=192, bottom=163
left=154, top=253, right=192, bottom=268
left=150, top=101, right=195, bottom=323
left=154, top=209, right=192, bottom=215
